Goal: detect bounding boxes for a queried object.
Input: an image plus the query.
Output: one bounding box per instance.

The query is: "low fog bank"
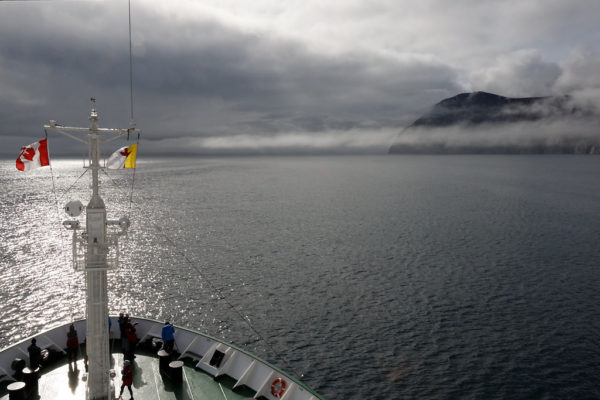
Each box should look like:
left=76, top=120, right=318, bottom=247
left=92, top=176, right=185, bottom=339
left=138, top=128, right=400, bottom=156
left=390, top=117, right=600, bottom=154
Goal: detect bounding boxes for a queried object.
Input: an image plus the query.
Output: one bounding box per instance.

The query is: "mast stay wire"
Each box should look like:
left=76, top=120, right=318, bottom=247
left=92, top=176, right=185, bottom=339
left=99, top=169, right=303, bottom=378
left=155, top=226, right=305, bottom=380
left=112, top=0, right=301, bottom=380
left=19, top=0, right=138, bottom=328
left=58, top=169, right=89, bottom=201
left=125, top=0, right=139, bottom=218
left=127, top=132, right=140, bottom=218
left=128, top=0, right=135, bottom=123
left=45, top=128, right=79, bottom=322
left=112, top=1, right=298, bottom=377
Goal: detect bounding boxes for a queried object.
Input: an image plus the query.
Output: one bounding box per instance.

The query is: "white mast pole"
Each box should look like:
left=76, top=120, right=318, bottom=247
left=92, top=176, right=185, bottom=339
left=85, top=106, right=110, bottom=400
left=50, top=104, right=136, bottom=400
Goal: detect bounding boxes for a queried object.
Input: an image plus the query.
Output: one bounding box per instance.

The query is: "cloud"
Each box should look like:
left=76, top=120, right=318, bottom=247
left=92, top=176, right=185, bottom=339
left=553, top=47, right=600, bottom=112
left=0, top=0, right=462, bottom=155
left=469, top=50, right=561, bottom=97
left=197, top=128, right=398, bottom=154
left=391, top=115, right=600, bottom=154
left=134, top=127, right=398, bottom=156
left=1, top=1, right=599, bottom=155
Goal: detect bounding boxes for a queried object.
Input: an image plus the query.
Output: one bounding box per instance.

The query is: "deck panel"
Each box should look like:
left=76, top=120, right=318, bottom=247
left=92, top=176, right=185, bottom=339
left=0, top=318, right=324, bottom=400
left=1, top=351, right=248, bottom=400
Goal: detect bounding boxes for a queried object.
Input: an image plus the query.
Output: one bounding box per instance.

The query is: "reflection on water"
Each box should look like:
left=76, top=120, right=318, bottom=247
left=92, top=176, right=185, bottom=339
left=2, top=156, right=600, bottom=399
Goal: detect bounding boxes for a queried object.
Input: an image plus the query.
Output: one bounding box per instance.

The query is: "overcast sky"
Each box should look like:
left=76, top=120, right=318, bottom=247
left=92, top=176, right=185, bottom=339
left=1, top=0, right=599, bottom=155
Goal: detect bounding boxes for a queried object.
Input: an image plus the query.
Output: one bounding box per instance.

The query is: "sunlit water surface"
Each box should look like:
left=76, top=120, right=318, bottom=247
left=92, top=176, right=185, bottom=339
left=1, top=155, right=600, bottom=399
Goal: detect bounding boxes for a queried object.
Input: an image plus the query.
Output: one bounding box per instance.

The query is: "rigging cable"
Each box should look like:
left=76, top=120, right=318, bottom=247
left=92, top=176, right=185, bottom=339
left=45, top=129, right=63, bottom=238
left=155, top=225, right=304, bottom=379
left=58, top=169, right=89, bottom=201
left=111, top=0, right=301, bottom=381
left=101, top=170, right=302, bottom=378
left=127, top=132, right=140, bottom=218
left=126, top=0, right=139, bottom=218
left=45, top=129, right=78, bottom=322
left=128, top=0, right=134, bottom=123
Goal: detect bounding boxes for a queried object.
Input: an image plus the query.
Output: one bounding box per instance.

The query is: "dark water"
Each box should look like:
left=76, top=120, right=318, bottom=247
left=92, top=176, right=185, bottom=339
left=2, top=155, right=600, bottom=399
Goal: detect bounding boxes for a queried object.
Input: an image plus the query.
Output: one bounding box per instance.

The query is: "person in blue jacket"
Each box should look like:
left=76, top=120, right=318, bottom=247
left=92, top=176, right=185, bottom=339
left=161, top=321, right=175, bottom=354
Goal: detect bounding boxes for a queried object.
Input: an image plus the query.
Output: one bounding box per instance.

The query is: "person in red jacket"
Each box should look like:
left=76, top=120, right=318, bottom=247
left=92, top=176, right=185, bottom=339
left=66, top=324, right=79, bottom=368
left=125, top=320, right=138, bottom=361
left=119, top=359, right=134, bottom=399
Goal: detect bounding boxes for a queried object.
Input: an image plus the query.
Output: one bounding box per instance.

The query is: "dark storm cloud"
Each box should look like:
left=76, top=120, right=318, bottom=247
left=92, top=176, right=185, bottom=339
left=0, top=1, right=461, bottom=155
left=0, top=2, right=132, bottom=140
left=127, top=7, right=462, bottom=140
left=2, top=1, right=598, bottom=155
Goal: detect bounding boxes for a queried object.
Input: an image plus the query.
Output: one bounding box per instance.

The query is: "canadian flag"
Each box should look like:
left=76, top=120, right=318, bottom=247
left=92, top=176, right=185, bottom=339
left=16, top=138, right=50, bottom=171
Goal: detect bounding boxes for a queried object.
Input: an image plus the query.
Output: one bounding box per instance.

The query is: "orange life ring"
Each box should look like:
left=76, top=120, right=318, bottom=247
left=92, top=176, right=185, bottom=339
left=270, top=377, right=287, bottom=398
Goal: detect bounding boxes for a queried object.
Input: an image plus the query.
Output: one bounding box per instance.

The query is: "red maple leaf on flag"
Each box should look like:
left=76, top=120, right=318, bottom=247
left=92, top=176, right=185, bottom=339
left=19, top=147, right=36, bottom=161
left=16, top=138, right=49, bottom=171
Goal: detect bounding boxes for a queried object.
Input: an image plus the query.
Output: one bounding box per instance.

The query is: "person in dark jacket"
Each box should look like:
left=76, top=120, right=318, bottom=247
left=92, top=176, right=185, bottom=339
left=28, top=338, right=42, bottom=370
left=118, top=359, right=134, bottom=399
left=118, top=313, right=128, bottom=354
left=66, top=324, right=79, bottom=367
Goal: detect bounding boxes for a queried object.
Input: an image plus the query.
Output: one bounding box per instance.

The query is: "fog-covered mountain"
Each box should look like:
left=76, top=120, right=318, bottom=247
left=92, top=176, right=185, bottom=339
left=389, top=92, right=599, bottom=154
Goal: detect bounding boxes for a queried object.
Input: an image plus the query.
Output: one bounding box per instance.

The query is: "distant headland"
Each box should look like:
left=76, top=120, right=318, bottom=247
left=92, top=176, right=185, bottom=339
left=389, top=91, right=599, bottom=154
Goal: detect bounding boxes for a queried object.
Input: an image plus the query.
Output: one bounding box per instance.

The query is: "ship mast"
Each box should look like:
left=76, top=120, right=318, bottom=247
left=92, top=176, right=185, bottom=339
left=47, top=106, right=136, bottom=400
left=84, top=107, right=111, bottom=400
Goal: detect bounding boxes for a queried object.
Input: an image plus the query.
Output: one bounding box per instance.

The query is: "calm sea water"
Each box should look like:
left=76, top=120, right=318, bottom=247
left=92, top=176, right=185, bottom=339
left=1, top=155, right=600, bottom=399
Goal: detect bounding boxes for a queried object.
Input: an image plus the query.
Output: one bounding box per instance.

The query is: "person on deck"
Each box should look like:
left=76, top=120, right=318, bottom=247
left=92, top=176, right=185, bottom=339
left=27, top=338, right=42, bottom=370
left=125, top=320, right=138, bottom=361
left=118, top=313, right=128, bottom=354
left=118, top=359, right=134, bottom=399
left=161, top=321, right=175, bottom=354
left=66, top=324, right=79, bottom=368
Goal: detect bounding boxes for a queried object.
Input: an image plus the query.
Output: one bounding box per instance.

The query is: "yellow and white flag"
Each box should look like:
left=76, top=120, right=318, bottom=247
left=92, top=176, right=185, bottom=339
left=107, top=143, right=137, bottom=169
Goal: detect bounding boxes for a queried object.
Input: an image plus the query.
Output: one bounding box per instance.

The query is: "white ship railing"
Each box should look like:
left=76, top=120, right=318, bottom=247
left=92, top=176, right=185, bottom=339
left=0, top=316, right=324, bottom=400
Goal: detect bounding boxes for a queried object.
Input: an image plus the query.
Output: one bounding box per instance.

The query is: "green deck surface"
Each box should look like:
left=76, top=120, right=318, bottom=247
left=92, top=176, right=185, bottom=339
left=0, top=349, right=253, bottom=400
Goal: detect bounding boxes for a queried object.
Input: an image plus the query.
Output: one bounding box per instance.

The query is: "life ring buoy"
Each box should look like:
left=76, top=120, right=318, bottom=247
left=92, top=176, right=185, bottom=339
left=270, top=377, right=287, bottom=398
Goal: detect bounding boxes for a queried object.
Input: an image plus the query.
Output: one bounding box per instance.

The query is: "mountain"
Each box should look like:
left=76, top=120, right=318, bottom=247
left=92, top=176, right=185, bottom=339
left=389, top=91, right=599, bottom=154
